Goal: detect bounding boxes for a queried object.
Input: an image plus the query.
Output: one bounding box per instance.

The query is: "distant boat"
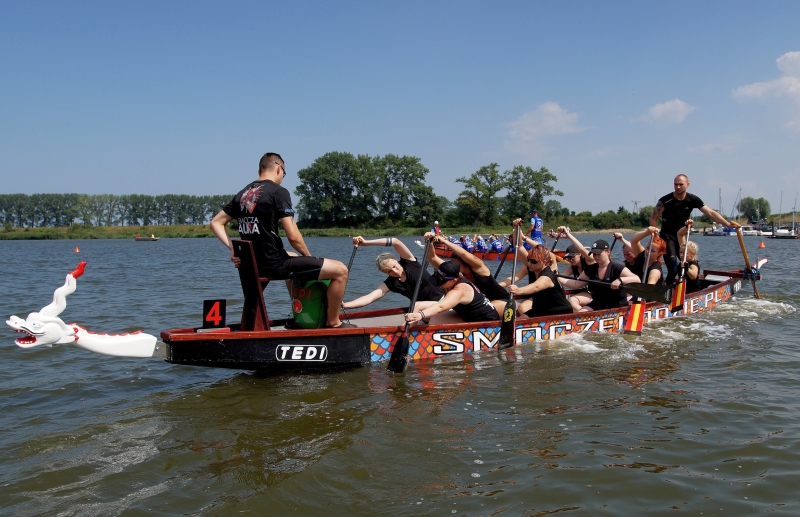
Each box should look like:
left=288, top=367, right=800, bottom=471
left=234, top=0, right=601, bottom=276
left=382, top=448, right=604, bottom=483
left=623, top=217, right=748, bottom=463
left=739, top=225, right=758, bottom=236
left=135, top=234, right=159, bottom=241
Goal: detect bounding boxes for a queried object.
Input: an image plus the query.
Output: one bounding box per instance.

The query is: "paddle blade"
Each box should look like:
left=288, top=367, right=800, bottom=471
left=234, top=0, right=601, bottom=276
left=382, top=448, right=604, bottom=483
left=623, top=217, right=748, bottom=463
left=670, top=279, right=686, bottom=312
left=387, top=335, right=410, bottom=373
left=624, top=300, right=646, bottom=335
left=497, top=299, right=516, bottom=350
left=624, top=282, right=673, bottom=304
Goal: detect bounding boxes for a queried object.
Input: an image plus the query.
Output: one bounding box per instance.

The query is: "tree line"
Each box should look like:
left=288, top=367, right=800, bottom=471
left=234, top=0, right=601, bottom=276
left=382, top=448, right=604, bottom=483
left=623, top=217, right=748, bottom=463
left=0, top=194, right=232, bottom=229
left=295, top=152, right=567, bottom=228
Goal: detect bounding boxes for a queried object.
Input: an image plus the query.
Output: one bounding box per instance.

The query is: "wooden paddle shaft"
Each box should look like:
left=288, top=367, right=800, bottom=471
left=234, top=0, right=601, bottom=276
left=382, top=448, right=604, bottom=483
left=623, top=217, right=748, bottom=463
left=736, top=227, right=761, bottom=299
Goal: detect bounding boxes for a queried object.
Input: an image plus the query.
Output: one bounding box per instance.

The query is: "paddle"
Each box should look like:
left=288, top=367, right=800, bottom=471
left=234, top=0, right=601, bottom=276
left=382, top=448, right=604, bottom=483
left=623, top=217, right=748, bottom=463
left=670, top=222, right=691, bottom=311
left=497, top=224, right=520, bottom=350
left=556, top=274, right=673, bottom=304
left=493, top=239, right=514, bottom=280
left=387, top=238, right=431, bottom=373
left=624, top=233, right=652, bottom=335
left=736, top=227, right=761, bottom=299
left=339, top=244, right=359, bottom=323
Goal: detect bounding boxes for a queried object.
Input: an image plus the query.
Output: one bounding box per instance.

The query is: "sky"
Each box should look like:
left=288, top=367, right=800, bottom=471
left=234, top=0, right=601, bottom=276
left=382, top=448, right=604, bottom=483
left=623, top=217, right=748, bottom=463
left=2, top=1, right=799, bottom=216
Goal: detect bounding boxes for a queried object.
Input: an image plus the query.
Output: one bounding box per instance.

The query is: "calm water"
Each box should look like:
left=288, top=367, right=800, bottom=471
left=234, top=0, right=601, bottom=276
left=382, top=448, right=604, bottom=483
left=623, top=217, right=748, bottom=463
left=1, top=234, right=798, bottom=516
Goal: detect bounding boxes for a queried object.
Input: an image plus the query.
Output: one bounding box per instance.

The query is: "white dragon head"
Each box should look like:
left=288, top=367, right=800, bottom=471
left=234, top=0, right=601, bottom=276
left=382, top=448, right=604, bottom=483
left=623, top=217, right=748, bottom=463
left=6, top=262, right=85, bottom=349
left=6, top=313, right=76, bottom=348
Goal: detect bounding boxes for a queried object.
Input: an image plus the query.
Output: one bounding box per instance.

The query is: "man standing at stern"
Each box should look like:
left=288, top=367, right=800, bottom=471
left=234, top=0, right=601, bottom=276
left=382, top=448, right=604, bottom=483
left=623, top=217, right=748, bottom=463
left=211, top=152, right=352, bottom=328
left=650, top=174, right=738, bottom=284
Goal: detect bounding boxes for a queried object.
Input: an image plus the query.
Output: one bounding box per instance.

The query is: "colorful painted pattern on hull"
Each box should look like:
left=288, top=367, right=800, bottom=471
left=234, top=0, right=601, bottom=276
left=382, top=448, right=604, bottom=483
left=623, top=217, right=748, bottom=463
left=370, top=279, right=739, bottom=362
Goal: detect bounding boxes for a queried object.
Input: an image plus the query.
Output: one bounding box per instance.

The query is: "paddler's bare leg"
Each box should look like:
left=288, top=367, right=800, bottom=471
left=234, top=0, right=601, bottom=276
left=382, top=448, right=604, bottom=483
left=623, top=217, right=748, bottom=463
left=319, top=258, right=349, bottom=327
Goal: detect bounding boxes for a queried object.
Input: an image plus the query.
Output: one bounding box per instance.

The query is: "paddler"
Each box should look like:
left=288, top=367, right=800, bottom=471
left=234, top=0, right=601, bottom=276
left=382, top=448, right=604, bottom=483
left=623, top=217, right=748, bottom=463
left=424, top=232, right=511, bottom=318
left=559, top=239, right=640, bottom=312
left=404, top=261, right=499, bottom=325
left=210, top=152, right=353, bottom=328
left=677, top=220, right=702, bottom=293
left=651, top=174, right=738, bottom=284
left=509, top=245, right=573, bottom=317
left=614, top=227, right=666, bottom=284
left=341, top=236, right=444, bottom=311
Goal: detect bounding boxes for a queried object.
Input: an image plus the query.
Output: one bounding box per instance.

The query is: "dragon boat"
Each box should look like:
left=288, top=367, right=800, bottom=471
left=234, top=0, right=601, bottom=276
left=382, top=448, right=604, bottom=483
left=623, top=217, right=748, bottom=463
left=8, top=240, right=755, bottom=375
left=432, top=243, right=567, bottom=261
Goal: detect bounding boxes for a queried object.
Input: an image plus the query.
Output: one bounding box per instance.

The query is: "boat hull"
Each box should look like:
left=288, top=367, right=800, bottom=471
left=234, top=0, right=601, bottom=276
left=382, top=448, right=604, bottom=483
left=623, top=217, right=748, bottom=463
left=160, top=275, right=741, bottom=372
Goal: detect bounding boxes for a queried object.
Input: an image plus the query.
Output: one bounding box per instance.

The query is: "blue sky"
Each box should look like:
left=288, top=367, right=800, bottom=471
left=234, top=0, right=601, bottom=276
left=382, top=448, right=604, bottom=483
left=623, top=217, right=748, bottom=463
left=2, top=1, right=799, bottom=216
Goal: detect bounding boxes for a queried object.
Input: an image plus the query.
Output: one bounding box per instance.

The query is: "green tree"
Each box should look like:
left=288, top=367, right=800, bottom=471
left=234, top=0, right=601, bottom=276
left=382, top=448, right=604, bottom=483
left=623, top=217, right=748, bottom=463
left=738, top=197, right=771, bottom=222
left=455, top=163, right=506, bottom=226
left=501, top=165, right=563, bottom=221
left=374, top=154, right=431, bottom=226
left=295, top=151, right=363, bottom=228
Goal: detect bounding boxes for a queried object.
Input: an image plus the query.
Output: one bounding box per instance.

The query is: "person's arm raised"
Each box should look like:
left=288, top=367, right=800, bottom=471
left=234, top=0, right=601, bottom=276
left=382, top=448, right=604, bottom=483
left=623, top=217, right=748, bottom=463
left=650, top=201, right=664, bottom=227
left=630, top=227, right=657, bottom=256
left=421, top=233, right=445, bottom=268
left=613, top=232, right=632, bottom=249
left=352, top=236, right=415, bottom=260
left=557, top=226, right=594, bottom=264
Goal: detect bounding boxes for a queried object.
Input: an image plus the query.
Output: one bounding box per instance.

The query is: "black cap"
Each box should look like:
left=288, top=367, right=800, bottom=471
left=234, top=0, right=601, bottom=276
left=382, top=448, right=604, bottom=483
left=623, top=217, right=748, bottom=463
left=564, top=244, right=580, bottom=258
left=434, top=261, right=461, bottom=286
left=589, top=239, right=610, bottom=254
left=530, top=209, right=538, bottom=214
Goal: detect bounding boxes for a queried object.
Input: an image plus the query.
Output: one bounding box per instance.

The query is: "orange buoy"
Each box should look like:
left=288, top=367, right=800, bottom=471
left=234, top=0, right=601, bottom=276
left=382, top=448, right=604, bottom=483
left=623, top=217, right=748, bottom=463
left=74, top=246, right=80, bottom=252
left=758, top=240, right=766, bottom=248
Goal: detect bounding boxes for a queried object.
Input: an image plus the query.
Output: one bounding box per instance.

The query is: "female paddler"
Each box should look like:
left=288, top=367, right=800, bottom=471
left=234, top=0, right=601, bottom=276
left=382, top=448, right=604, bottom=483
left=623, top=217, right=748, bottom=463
left=508, top=244, right=573, bottom=317
left=341, top=236, right=443, bottom=311
left=559, top=239, right=640, bottom=311
left=424, top=232, right=513, bottom=318
left=677, top=220, right=702, bottom=293
left=404, top=261, right=499, bottom=325
left=613, top=227, right=666, bottom=284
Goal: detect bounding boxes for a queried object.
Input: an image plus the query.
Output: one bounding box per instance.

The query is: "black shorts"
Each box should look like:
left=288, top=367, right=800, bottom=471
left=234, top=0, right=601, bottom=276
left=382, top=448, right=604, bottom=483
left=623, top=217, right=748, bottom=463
left=263, top=256, right=325, bottom=282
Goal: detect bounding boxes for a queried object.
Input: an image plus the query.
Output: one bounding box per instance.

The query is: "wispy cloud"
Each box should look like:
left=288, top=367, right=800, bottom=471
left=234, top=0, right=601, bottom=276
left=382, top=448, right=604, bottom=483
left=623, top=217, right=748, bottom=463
left=642, top=99, right=697, bottom=125
left=732, top=51, right=800, bottom=105
left=504, top=102, right=588, bottom=156
left=686, top=143, right=733, bottom=154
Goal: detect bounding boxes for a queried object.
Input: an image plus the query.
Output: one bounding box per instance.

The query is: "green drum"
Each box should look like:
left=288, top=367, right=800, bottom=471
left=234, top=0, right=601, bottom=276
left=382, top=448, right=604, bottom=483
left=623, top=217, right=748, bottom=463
left=290, top=279, right=330, bottom=329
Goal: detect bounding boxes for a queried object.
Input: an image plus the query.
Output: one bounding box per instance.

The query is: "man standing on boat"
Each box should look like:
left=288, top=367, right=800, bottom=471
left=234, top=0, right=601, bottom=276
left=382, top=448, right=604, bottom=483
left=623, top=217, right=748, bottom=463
left=526, top=209, right=545, bottom=247
left=651, top=174, right=738, bottom=284
left=210, top=152, right=352, bottom=328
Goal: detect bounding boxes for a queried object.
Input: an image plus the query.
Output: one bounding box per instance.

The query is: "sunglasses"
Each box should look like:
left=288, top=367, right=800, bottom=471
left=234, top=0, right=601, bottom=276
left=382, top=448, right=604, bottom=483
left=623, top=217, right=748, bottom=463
left=527, top=258, right=539, bottom=265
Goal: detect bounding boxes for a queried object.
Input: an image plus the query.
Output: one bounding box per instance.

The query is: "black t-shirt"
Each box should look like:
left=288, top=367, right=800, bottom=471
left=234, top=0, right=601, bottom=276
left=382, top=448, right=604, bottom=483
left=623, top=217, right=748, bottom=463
left=584, top=262, right=629, bottom=309
left=384, top=258, right=444, bottom=302
left=526, top=268, right=573, bottom=317
left=658, top=192, right=704, bottom=238
left=223, top=179, right=293, bottom=271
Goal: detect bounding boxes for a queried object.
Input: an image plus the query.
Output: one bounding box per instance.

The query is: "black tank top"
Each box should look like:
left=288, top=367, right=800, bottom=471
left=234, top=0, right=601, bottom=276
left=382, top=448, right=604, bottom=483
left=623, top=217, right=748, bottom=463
left=472, top=271, right=510, bottom=301
left=452, top=279, right=499, bottom=322
left=584, top=262, right=629, bottom=309
left=685, top=260, right=701, bottom=293
left=525, top=269, right=573, bottom=317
